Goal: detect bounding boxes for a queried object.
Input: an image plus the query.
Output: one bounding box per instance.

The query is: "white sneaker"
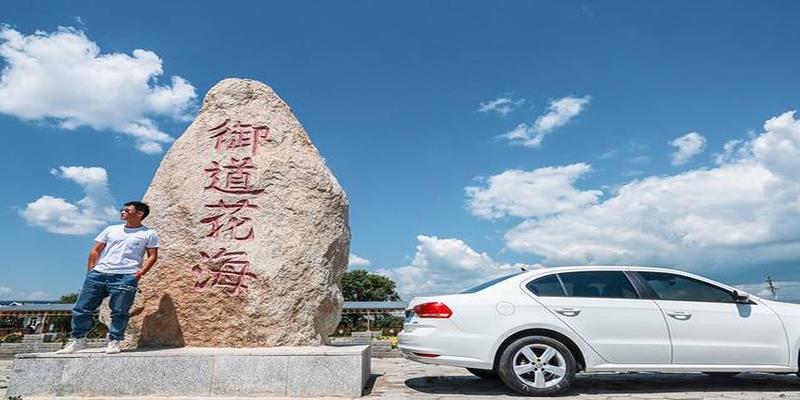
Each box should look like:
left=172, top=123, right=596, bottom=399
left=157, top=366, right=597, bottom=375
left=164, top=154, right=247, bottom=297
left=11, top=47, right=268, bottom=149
left=56, top=338, right=87, bottom=354
left=105, top=340, right=121, bottom=354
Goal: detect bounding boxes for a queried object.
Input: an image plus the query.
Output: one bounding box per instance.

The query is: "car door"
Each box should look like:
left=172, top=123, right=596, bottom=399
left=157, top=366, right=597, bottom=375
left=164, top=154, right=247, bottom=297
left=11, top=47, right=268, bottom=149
left=636, top=271, right=788, bottom=366
left=526, top=270, right=671, bottom=364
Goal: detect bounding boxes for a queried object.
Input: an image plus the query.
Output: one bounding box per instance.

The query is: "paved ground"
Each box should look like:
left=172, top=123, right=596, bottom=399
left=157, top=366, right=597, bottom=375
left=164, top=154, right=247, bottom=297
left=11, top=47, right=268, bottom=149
left=4, top=358, right=800, bottom=399
left=369, top=359, right=800, bottom=399
left=0, top=360, right=8, bottom=399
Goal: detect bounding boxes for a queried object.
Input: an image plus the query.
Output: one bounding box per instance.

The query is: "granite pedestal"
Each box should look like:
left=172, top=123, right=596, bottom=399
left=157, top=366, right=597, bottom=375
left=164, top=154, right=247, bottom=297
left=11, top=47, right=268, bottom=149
left=7, top=345, right=370, bottom=398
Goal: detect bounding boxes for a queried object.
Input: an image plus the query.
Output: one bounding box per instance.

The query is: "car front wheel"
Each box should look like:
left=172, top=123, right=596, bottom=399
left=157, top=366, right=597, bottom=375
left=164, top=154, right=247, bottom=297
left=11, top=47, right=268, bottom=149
left=497, top=335, right=576, bottom=396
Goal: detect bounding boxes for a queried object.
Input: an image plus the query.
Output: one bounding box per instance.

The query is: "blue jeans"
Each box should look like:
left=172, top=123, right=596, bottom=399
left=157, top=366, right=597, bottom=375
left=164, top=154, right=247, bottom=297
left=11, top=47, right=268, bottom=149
left=71, top=270, right=138, bottom=341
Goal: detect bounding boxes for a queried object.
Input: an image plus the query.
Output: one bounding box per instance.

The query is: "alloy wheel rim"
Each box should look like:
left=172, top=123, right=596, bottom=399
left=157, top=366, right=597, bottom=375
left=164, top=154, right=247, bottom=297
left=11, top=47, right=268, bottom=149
left=512, top=343, right=567, bottom=389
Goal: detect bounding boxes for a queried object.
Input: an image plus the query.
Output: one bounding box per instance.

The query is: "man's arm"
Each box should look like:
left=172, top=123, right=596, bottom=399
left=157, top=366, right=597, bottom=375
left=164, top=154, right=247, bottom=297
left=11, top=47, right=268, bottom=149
left=87, top=241, right=106, bottom=271
left=136, top=247, right=159, bottom=281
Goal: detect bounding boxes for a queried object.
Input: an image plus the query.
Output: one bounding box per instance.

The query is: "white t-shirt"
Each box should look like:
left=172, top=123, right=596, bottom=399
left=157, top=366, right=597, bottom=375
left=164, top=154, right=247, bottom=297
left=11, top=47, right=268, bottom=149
left=92, top=224, right=160, bottom=274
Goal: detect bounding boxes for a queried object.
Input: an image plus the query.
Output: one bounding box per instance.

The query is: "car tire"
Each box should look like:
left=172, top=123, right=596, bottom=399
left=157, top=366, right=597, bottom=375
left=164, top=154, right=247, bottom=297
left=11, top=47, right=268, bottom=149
left=703, top=372, right=740, bottom=378
left=466, top=367, right=499, bottom=380
left=497, top=335, right=576, bottom=396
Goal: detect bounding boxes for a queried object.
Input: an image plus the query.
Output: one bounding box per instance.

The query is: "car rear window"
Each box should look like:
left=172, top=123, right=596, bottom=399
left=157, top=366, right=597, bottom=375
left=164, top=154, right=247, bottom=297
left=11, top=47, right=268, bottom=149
left=559, top=271, right=639, bottom=299
left=461, top=273, right=521, bottom=294
left=525, top=271, right=639, bottom=299
left=526, top=274, right=567, bottom=297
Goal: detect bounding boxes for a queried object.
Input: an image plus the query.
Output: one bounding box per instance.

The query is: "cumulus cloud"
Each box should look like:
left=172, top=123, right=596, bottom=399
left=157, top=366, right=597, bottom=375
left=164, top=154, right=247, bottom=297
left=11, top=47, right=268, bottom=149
left=465, top=163, right=602, bottom=219
left=478, top=96, right=525, bottom=116
left=670, top=132, right=707, bottom=165
left=483, top=110, right=800, bottom=273
left=751, top=111, right=800, bottom=180
left=377, top=235, right=541, bottom=298
left=20, top=166, right=117, bottom=235
left=714, top=139, right=746, bottom=165
left=502, top=95, right=590, bottom=148
left=348, top=254, right=372, bottom=268
left=0, top=26, right=196, bottom=153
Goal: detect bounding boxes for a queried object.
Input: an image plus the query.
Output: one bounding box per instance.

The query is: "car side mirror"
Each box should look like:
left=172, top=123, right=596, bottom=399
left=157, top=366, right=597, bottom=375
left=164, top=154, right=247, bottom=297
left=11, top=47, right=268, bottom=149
left=732, top=290, right=751, bottom=304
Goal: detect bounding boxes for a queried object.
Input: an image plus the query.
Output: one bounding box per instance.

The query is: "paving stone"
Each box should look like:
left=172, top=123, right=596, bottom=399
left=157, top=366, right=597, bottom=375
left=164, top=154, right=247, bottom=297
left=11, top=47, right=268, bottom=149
left=4, top=357, right=800, bottom=399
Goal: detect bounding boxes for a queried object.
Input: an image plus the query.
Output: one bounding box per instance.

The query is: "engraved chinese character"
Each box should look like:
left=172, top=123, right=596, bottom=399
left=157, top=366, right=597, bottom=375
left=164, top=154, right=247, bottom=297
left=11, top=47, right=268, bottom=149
left=200, top=200, right=259, bottom=240
left=191, top=248, right=258, bottom=297
left=208, top=119, right=269, bottom=155
left=200, top=214, right=255, bottom=241
left=204, top=157, right=264, bottom=195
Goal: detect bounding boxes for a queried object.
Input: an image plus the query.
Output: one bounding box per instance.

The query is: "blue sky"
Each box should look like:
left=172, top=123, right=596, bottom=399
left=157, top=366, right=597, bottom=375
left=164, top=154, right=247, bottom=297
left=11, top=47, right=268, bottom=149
left=2, top=1, right=800, bottom=300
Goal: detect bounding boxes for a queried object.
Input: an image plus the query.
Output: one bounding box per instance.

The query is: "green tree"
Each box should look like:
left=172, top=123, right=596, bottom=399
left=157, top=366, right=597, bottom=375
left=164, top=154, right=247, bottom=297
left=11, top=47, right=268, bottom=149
left=59, top=293, right=78, bottom=303
left=341, top=270, right=401, bottom=301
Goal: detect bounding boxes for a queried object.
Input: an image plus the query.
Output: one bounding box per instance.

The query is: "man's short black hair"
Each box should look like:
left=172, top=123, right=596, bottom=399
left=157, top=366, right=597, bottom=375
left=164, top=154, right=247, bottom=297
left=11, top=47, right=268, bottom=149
left=125, top=201, right=150, bottom=219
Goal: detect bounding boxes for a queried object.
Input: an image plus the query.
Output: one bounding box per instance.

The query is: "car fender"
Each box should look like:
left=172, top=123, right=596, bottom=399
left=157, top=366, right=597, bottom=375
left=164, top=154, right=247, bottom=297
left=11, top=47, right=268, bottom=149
left=760, top=299, right=800, bottom=370
left=488, top=320, right=603, bottom=369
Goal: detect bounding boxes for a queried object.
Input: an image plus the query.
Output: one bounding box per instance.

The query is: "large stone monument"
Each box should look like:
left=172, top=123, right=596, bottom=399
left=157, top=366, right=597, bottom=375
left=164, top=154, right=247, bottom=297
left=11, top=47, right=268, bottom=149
left=126, top=78, right=350, bottom=348
left=8, top=79, right=369, bottom=398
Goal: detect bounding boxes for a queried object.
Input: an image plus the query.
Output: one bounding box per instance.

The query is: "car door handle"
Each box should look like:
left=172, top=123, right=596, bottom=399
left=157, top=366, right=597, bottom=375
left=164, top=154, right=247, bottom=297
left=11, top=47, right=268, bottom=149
left=554, top=308, right=581, bottom=317
left=666, top=311, right=692, bottom=320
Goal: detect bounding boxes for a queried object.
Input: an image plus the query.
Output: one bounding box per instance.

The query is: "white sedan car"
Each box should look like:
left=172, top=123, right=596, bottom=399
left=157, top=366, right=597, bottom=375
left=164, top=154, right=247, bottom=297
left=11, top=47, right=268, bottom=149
left=398, top=266, right=800, bottom=396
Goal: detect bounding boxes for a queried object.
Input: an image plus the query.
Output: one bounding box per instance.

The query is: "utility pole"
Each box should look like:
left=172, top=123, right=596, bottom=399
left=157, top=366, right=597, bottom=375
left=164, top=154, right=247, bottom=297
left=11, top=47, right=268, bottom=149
left=765, top=276, right=778, bottom=300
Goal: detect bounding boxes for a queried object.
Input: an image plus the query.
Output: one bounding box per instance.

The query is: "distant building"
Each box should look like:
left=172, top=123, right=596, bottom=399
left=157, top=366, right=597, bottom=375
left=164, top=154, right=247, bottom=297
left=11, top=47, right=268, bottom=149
left=1, top=300, right=410, bottom=335
left=0, top=301, right=74, bottom=334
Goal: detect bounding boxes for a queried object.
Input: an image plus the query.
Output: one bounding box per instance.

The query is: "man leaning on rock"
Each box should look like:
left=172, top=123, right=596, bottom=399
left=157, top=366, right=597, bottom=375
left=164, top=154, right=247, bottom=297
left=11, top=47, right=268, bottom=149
left=57, top=201, right=159, bottom=355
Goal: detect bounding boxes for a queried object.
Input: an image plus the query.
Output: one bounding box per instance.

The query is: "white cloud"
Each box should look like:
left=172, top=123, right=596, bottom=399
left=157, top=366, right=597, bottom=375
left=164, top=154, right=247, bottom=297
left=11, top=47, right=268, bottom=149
left=377, top=235, right=541, bottom=298
left=348, top=254, right=372, bottom=268
left=598, top=150, right=618, bottom=160
left=714, top=139, right=746, bottom=165
left=20, top=166, right=117, bottom=235
left=0, top=26, right=196, bottom=153
left=752, top=111, right=800, bottom=180
left=502, top=95, right=590, bottom=148
left=622, top=169, right=644, bottom=177
left=670, top=132, right=707, bottom=165
left=488, top=110, right=800, bottom=273
left=24, top=291, right=51, bottom=301
left=627, top=155, right=651, bottom=164
left=478, top=97, right=525, bottom=116
left=465, top=163, right=602, bottom=219
left=0, top=287, right=51, bottom=300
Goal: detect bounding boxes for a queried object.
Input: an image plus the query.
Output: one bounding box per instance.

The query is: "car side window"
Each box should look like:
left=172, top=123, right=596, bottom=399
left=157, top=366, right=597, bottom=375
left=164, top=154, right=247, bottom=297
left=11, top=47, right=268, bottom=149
left=558, top=271, right=639, bottom=299
left=526, top=274, right=566, bottom=297
left=638, top=272, right=734, bottom=303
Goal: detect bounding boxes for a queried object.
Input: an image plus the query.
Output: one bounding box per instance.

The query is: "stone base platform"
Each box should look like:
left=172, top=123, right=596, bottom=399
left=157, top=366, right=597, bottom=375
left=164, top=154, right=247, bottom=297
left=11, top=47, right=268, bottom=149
left=7, top=345, right=370, bottom=398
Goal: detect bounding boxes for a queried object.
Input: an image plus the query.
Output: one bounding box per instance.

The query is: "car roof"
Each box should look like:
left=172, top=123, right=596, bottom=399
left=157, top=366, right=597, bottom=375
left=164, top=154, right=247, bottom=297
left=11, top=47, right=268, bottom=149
left=520, top=265, right=684, bottom=275
left=510, top=265, right=745, bottom=295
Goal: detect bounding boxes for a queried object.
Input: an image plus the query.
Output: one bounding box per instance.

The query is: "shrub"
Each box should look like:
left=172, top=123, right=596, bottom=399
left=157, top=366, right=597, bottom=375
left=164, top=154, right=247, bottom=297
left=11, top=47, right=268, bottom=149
left=2, top=333, right=23, bottom=343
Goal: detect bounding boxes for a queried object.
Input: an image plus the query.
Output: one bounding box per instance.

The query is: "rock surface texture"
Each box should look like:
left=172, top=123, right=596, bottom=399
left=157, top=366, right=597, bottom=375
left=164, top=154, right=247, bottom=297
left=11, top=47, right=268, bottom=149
left=122, top=79, right=350, bottom=347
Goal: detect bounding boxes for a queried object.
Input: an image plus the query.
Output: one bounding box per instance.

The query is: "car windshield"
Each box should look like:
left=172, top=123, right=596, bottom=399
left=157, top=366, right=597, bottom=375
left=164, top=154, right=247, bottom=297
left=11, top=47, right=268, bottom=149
left=461, top=273, right=522, bottom=294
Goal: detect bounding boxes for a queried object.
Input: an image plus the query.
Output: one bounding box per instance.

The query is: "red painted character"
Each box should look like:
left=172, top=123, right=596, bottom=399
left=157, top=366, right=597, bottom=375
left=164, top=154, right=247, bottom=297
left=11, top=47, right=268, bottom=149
left=204, top=157, right=265, bottom=195
left=200, top=199, right=259, bottom=241
left=191, top=248, right=258, bottom=297
left=208, top=119, right=269, bottom=155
